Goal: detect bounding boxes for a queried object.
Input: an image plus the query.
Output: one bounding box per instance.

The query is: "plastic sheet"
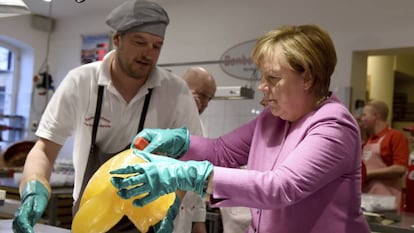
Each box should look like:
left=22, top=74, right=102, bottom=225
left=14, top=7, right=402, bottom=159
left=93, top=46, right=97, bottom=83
left=72, top=148, right=176, bottom=233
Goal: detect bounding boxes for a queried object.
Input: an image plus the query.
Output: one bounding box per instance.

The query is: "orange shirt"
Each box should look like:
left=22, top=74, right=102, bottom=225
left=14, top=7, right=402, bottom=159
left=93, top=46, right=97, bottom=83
left=363, top=126, right=409, bottom=167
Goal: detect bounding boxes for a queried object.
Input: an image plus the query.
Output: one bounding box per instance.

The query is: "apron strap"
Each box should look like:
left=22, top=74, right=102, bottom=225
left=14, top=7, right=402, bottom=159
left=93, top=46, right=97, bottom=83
left=73, top=87, right=154, bottom=217
left=73, top=85, right=105, bottom=215
left=138, top=88, right=153, bottom=132
left=89, top=85, right=104, bottom=155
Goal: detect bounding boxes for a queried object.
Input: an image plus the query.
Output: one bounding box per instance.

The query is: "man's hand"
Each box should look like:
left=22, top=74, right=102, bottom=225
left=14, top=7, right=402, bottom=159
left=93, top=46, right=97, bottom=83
left=13, top=180, right=50, bottom=233
left=192, top=222, right=207, bottom=233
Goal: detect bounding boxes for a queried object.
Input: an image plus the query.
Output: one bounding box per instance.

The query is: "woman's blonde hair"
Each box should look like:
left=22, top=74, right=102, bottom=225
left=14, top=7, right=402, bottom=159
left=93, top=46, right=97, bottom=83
left=252, top=24, right=337, bottom=97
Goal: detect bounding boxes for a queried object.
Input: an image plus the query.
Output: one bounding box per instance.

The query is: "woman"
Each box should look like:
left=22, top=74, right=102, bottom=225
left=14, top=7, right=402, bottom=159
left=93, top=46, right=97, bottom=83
left=110, top=24, right=370, bottom=233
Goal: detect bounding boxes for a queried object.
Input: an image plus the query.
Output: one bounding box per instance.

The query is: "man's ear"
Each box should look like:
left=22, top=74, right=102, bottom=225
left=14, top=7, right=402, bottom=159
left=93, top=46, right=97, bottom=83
left=112, top=33, right=120, bottom=47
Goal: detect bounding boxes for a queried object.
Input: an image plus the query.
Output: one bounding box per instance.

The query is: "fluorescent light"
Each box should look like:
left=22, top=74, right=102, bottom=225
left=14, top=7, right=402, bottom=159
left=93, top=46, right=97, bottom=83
left=213, top=86, right=255, bottom=100
left=0, top=0, right=30, bottom=18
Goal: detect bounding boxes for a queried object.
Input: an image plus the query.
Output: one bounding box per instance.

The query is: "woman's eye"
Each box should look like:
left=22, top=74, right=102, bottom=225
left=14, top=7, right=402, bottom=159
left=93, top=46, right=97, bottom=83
left=266, top=76, right=280, bottom=84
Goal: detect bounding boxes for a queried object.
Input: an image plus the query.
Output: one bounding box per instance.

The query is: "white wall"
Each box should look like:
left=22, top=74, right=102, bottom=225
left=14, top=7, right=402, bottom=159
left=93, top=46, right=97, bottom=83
left=2, top=0, right=414, bottom=156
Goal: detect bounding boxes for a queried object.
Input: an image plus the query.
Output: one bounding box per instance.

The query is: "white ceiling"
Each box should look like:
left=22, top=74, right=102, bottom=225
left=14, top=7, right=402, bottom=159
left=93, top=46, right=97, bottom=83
left=22, top=0, right=414, bottom=25
left=22, top=0, right=166, bottom=19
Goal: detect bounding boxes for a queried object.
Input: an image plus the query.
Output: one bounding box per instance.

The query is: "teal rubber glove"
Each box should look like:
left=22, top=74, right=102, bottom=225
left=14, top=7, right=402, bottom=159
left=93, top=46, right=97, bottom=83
left=153, top=194, right=180, bottom=233
left=12, top=180, right=49, bottom=233
left=110, top=151, right=213, bottom=207
left=134, top=127, right=190, bottom=158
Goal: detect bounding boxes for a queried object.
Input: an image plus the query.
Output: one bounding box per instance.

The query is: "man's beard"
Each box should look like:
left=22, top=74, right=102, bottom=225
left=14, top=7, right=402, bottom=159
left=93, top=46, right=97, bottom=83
left=118, top=57, right=151, bottom=80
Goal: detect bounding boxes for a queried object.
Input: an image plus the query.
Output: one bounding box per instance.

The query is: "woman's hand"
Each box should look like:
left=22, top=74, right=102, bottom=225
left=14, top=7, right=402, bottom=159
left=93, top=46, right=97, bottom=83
left=133, top=127, right=190, bottom=158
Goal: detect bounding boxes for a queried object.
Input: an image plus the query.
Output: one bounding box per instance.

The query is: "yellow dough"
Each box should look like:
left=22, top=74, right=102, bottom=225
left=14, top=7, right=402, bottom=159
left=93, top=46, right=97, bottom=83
left=72, top=149, right=176, bottom=233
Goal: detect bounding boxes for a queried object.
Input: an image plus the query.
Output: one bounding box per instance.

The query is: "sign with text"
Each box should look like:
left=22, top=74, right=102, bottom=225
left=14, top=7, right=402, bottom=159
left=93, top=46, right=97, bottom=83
left=220, top=39, right=260, bottom=81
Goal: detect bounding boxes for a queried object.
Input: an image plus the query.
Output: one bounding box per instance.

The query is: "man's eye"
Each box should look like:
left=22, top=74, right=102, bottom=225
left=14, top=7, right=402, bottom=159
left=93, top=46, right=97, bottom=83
left=133, top=40, right=146, bottom=45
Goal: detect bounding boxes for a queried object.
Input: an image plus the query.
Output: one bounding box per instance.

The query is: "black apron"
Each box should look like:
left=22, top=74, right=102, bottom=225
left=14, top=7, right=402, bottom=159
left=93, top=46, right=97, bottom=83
left=73, top=86, right=154, bottom=233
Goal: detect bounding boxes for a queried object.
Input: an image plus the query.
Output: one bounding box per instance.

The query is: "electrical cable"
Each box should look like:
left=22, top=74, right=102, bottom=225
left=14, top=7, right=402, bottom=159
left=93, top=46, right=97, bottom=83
left=31, top=0, right=53, bottom=114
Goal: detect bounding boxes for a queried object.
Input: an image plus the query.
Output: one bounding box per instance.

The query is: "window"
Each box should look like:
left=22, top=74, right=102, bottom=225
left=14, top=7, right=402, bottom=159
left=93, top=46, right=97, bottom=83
left=0, top=47, right=11, bottom=72
left=0, top=44, right=25, bottom=146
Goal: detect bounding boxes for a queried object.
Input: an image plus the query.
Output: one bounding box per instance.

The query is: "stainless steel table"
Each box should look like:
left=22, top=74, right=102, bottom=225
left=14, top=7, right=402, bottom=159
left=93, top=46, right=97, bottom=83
left=0, top=219, right=70, bottom=233
left=0, top=177, right=73, bottom=228
left=368, top=212, right=414, bottom=233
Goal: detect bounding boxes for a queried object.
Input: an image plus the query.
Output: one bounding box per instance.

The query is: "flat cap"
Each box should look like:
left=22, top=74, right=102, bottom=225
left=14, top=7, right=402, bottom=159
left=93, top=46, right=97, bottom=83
left=106, top=0, right=169, bottom=38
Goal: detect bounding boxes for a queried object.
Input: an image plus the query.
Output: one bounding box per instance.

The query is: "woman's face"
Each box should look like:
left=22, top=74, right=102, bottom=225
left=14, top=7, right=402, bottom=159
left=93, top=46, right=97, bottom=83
left=258, top=49, right=310, bottom=122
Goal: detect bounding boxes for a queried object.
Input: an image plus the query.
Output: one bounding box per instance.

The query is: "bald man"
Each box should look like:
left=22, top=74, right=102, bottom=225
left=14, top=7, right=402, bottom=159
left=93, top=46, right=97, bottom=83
left=173, top=67, right=216, bottom=233
left=182, top=67, right=217, bottom=114
left=182, top=67, right=253, bottom=232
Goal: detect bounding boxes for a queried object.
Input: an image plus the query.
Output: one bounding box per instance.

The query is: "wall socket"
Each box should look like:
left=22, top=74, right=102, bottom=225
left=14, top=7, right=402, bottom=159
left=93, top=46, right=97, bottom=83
left=31, top=120, right=38, bottom=132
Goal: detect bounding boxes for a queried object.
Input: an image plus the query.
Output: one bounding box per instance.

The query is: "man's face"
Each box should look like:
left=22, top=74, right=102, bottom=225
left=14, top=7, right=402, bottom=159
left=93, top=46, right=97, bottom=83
left=113, top=32, right=163, bottom=80
left=190, top=83, right=215, bottom=114
left=360, top=105, right=377, bottom=131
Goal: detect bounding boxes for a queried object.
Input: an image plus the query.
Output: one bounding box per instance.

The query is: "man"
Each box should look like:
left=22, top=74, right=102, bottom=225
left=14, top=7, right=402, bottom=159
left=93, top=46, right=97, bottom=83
left=182, top=67, right=252, bottom=233
left=403, top=124, right=414, bottom=165
left=403, top=124, right=414, bottom=212
left=360, top=100, right=409, bottom=209
left=182, top=67, right=216, bottom=115
left=175, top=67, right=216, bottom=233
left=12, top=1, right=202, bottom=233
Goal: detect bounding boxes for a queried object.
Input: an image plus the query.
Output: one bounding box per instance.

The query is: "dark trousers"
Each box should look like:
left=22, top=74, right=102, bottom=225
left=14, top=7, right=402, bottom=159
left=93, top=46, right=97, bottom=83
left=107, top=216, right=156, bottom=233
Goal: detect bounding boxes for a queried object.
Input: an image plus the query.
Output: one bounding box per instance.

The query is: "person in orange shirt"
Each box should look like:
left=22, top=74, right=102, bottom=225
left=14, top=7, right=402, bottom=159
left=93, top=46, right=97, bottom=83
left=403, top=124, right=414, bottom=165
left=360, top=100, right=409, bottom=209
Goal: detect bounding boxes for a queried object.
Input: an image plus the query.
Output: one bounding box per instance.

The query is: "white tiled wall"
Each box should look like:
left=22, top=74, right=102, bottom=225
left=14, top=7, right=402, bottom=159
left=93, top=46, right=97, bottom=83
left=201, top=96, right=264, bottom=138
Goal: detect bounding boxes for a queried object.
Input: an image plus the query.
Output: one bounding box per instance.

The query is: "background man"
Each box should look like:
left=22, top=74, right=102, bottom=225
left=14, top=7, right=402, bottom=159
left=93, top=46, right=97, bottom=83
left=174, top=66, right=216, bottom=233
left=182, top=66, right=253, bottom=233
left=360, top=100, right=409, bottom=209
left=403, top=124, right=414, bottom=165
left=182, top=67, right=216, bottom=115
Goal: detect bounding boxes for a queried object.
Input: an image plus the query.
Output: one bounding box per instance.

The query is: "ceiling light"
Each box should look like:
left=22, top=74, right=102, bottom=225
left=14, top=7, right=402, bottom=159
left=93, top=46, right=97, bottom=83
left=0, top=0, right=30, bottom=18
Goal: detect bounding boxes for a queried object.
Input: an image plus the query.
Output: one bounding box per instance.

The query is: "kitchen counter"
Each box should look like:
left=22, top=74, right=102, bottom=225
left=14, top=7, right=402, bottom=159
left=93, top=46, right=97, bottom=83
left=0, top=219, right=70, bottom=233
left=0, top=177, right=73, bottom=229
left=368, top=212, right=414, bottom=233
left=0, top=198, right=20, bottom=218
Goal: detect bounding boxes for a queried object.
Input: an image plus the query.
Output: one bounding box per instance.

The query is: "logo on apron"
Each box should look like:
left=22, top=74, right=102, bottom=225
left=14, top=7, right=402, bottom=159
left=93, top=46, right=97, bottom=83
left=362, top=150, right=373, bottom=161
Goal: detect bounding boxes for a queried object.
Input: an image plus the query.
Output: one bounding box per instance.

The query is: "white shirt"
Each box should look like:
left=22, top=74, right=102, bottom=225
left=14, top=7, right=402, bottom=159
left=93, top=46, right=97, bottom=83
left=220, top=166, right=252, bottom=233
left=173, top=119, right=208, bottom=233
left=36, top=50, right=203, bottom=201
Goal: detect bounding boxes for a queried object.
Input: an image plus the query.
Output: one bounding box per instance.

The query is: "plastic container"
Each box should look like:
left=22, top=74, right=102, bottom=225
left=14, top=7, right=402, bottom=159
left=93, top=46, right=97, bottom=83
left=0, top=189, right=5, bottom=206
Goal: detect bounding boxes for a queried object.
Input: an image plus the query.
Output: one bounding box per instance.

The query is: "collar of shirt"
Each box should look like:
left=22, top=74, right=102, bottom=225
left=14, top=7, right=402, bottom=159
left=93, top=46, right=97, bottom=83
left=369, top=124, right=391, bottom=142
